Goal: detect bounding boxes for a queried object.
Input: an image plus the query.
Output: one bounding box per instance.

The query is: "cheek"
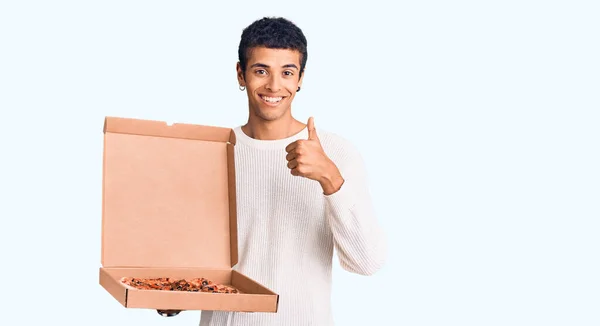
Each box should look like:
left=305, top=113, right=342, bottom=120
left=243, top=75, right=259, bottom=88
left=246, top=76, right=299, bottom=94
left=285, top=77, right=299, bottom=86
left=283, top=80, right=299, bottom=92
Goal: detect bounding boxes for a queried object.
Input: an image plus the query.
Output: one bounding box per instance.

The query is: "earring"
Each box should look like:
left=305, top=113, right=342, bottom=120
left=239, top=85, right=246, bottom=91
left=297, top=86, right=301, bottom=92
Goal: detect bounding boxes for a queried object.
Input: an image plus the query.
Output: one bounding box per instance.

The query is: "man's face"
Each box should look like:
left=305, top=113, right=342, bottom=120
left=237, top=47, right=303, bottom=122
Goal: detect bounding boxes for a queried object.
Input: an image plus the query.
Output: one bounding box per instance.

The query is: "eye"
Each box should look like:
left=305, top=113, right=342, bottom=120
left=283, top=71, right=294, bottom=76
left=255, top=69, right=267, bottom=75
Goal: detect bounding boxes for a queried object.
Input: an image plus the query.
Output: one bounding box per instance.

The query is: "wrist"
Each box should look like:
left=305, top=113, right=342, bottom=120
left=319, top=163, right=344, bottom=195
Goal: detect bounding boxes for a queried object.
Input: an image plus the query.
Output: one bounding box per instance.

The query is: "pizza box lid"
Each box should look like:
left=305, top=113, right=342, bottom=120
left=100, top=116, right=238, bottom=269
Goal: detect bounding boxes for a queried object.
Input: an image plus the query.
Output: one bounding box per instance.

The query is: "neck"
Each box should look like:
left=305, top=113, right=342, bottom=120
left=242, top=115, right=305, bottom=141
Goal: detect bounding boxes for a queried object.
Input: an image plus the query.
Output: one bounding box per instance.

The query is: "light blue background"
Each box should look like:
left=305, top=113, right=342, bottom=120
left=1, top=1, right=598, bottom=325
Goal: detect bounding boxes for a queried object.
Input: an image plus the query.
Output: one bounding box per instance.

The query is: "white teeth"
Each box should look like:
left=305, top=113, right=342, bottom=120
left=261, top=96, right=283, bottom=103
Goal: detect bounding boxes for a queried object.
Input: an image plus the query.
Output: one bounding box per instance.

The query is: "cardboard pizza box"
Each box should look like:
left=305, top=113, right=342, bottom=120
left=98, top=116, right=279, bottom=312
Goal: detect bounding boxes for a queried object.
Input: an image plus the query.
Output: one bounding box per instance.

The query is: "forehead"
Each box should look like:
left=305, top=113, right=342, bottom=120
left=246, top=47, right=301, bottom=67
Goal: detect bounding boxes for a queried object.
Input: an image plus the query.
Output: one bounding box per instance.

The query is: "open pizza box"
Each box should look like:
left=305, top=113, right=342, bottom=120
left=98, top=116, right=279, bottom=312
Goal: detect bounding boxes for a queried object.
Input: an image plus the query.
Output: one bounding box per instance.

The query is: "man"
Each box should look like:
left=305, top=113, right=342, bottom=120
left=199, top=17, right=386, bottom=326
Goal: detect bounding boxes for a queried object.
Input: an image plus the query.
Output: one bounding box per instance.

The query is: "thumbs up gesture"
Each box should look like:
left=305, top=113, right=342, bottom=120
left=306, top=116, right=319, bottom=142
left=285, top=117, right=344, bottom=194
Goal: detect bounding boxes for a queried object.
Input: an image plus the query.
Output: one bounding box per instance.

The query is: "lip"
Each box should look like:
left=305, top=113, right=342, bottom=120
left=258, top=94, right=286, bottom=107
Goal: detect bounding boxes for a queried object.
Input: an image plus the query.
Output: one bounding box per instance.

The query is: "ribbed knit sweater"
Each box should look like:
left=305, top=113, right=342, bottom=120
left=199, top=125, right=387, bottom=326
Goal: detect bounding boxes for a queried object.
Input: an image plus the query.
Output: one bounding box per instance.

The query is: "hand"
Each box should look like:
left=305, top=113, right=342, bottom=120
left=157, top=309, right=181, bottom=317
left=285, top=117, right=344, bottom=194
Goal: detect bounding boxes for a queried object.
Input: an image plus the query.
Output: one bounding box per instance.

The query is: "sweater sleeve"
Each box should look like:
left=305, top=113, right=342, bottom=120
left=323, top=141, right=387, bottom=276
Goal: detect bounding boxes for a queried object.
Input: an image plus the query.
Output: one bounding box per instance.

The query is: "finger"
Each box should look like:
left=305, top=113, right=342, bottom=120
left=287, top=159, right=298, bottom=169
left=307, top=116, right=318, bottom=140
left=285, top=140, right=298, bottom=153
left=286, top=151, right=296, bottom=161
left=290, top=168, right=300, bottom=176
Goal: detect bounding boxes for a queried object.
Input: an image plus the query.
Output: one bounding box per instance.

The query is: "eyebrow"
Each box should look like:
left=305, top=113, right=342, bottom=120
left=250, top=63, right=299, bottom=70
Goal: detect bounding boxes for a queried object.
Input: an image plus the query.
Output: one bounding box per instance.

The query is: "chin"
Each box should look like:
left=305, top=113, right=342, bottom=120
left=253, top=106, right=288, bottom=121
left=256, top=111, right=283, bottom=121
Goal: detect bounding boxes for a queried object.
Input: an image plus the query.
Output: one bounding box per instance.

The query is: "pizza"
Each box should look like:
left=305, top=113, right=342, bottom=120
left=121, top=277, right=240, bottom=294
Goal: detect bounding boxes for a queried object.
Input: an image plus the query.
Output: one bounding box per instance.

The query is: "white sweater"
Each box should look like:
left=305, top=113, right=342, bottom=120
left=199, top=125, right=387, bottom=326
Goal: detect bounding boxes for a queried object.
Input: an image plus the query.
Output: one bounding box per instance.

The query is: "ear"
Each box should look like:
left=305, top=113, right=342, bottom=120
left=298, top=68, right=305, bottom=89
left=236, top=62, right=245, bottom=86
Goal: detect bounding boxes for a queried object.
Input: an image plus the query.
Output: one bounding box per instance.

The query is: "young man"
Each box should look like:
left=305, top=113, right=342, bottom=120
left=199, top=17, right=387, bottom=326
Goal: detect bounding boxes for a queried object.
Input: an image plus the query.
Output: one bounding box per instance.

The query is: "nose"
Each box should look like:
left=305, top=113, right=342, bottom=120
left=265, top=75, right=282, bottom=92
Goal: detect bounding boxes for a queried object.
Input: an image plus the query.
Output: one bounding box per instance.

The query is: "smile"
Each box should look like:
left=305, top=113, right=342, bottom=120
left=259, top=95, right=284, bottom=104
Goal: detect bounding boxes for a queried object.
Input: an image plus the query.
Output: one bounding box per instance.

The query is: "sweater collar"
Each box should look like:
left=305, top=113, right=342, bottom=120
left=234, top=125, right=309, bottom=150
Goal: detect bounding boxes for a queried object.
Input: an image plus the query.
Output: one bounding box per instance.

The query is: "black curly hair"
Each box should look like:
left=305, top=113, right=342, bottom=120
left=238, top=17, right=308, bottom=79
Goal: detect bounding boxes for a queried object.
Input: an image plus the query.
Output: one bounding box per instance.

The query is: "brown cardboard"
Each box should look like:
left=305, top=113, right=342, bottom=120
left=101, top=268, right=278, bottom=311
left=99, top=116, right=278, bottom=312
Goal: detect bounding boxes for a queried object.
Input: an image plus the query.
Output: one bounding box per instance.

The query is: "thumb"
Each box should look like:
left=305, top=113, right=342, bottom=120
left=307, top=116, right=318, bottom=140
